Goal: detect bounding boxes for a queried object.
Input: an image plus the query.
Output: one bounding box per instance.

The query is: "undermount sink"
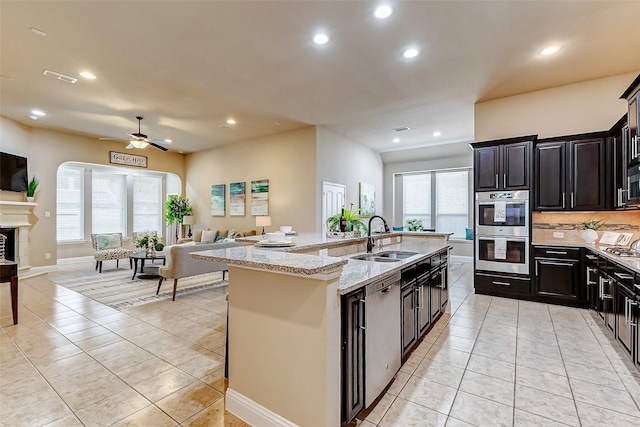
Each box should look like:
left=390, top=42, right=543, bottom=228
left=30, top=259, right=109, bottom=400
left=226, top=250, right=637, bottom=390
left=375, top=251, right=419, bottom=259
left=350, top=255, right=402, bottom=263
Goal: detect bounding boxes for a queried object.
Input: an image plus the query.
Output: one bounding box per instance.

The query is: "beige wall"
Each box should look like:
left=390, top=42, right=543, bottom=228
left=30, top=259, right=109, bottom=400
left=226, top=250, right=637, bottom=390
left=315, top=127, right=384, bottom=230
left=0, top=116, right=186, bottom=266
left=474, top=72, right=638, bottom=141
left=184, top=126, right=317, bottom=234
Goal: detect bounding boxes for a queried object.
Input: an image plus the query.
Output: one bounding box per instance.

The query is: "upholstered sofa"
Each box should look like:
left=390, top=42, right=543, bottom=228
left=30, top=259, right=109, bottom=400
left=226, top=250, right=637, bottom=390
left=178, top=228, right=257, bottom=244
left=157, top=241, right=244, bottom=300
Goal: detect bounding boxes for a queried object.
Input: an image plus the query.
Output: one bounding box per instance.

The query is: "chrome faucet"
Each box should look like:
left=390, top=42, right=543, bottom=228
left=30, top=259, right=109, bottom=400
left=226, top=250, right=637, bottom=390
left=366, top=215, right=390, bottom=253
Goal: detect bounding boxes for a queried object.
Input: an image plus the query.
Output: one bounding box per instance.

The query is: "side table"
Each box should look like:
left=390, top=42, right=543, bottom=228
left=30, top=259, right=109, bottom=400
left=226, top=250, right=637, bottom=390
left=0, top=262, right=18, bottom=325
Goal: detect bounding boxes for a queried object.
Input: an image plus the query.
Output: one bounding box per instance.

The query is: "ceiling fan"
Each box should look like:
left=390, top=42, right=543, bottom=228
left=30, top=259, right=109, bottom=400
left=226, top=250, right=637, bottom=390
left=99, top=116, right=170, bottom=151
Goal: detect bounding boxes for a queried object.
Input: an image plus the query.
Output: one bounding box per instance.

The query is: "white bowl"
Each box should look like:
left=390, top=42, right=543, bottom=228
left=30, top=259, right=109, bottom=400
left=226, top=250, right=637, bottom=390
left=280, top=226, right=293, bottom=233
left=266, top=232, right=286, bottom=242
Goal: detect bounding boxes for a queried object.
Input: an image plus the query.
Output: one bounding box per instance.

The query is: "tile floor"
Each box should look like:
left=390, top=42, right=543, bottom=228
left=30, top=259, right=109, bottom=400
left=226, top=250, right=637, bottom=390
left=0, top=259, right=639, bottom=426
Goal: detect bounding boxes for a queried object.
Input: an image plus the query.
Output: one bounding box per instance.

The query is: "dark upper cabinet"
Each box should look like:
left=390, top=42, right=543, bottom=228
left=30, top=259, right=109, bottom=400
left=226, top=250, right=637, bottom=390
left=621, top=74, right=640, bottom=166
left=535, top=134, right=607, bottom=210
left=472, top=136, right=534, bottom=192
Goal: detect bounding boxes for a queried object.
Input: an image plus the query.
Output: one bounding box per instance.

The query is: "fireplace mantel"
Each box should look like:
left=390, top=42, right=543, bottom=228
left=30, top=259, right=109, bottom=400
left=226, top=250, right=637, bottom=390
left=0, top=200, right=37, bottom=270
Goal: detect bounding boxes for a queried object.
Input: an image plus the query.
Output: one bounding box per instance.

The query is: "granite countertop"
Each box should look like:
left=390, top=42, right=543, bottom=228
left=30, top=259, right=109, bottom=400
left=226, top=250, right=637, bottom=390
left=190, top=236, right=450, bottom=294
left=533, top=240, right=640, bottom=274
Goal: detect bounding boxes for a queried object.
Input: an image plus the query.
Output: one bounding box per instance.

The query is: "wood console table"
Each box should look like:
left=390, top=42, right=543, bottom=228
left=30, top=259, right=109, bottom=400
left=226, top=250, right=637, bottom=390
left=0, top=261, right=18, bottom=325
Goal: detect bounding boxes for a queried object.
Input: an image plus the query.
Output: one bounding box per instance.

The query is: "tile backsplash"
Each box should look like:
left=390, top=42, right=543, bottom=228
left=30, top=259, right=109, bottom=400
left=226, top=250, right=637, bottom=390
left=532, top=210, right=640, bottom=246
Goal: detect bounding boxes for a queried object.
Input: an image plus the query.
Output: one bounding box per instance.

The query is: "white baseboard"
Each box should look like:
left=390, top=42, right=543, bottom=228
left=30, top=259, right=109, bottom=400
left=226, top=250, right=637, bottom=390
left=225, top=388, right=299, bottom=427
left=57, top=256, right=93, bottom=265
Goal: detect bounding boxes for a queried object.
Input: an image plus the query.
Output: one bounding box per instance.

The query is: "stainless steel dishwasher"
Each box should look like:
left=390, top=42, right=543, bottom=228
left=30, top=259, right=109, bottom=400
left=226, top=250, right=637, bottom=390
left=365, top=271, right=401, bottom=407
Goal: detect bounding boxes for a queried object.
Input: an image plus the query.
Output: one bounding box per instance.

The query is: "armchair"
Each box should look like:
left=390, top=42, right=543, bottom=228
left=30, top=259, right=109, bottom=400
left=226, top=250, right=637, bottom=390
left=90, top=233, right=133, bottom=273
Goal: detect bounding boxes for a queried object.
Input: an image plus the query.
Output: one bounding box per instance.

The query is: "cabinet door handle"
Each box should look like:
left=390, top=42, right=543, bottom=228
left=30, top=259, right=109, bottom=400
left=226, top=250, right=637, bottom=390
left=571, top=192, right=574, bottom=209
left=492, top=281, right=511, bottom=286
left=617, top=188, right=628, bottom=207
left=545, top=250, right=568, bottom=255
left=503, top=174, right=506, bottom=189
left=562, top=193, right=566, bottom=209
left=614, top=272, right=634, bottom=280
left=599, top=277, right=604, bottom=298
left=586, top=267, right=597, bottom=285
left=630, top=300, right=638, bottom=327
left=495, top=174, right=499, bottom=189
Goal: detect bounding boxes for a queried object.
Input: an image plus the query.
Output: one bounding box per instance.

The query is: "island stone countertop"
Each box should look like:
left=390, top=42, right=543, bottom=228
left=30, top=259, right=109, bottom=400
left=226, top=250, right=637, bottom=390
left=190, top=234, right=450, bottom=294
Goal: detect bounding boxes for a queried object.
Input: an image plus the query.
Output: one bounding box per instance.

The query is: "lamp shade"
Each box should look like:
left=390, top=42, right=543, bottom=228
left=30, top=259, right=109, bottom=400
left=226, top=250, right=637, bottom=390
left=182, top=215, right=194, bottom=225
left=256, top=216, right=271, bottom=227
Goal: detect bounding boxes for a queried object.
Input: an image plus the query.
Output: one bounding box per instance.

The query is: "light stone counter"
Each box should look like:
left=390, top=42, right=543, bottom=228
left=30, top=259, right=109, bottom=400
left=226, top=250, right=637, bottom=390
left=191, top=233, right=450, bottom=294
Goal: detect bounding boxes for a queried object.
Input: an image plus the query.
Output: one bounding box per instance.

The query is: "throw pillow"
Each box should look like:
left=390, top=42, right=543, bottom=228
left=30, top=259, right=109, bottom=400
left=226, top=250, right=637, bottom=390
left=201, top=229, right=218, bottom=243
left=235, top=231, right=245, bottom=238
left=97, top=234, right=120, bottom=250
left=243, top=229, right=257, bottom=236
left=228, top=229, right=238, bottom=239
left=215, top=235, right=225, bottom=243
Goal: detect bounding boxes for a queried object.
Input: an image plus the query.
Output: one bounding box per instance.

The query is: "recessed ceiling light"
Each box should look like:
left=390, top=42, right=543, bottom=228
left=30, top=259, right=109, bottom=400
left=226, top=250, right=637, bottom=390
left=164, top=139, right=172, bottom=143
left=226, top=119, right=236, bottom=125
left=29, top=115, right=38, bottom=120
left=374, top=5, right=393, bottom=19
left=540, top=45, right=560, bottom=56
left=79, top=71, right=96, bottom=79
left=433, top=131, right=441, bottom=137
left=31, top=109, right=46, bottom=117
left=403, top=48, right=420, bottom=59
left=393, top=138, right=400, bottom=143
left=313, top=33, right=329, bottom=45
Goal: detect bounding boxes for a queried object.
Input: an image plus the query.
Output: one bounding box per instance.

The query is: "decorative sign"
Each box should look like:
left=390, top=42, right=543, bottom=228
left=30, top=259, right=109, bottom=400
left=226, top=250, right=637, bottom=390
left=109, top=151, right=148, bottom=168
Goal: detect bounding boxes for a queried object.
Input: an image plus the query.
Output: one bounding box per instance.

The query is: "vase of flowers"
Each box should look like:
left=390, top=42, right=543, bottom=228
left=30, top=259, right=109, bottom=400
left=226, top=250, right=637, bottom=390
left=326, top=205, right=368, bottom=237
left=577, top=219, right=604, bottom=244
left=165, top=195, right=192, bottom=243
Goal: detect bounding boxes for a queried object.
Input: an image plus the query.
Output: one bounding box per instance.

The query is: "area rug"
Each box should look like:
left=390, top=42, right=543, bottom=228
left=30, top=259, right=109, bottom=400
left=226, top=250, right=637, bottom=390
left=49, top=269, right=227, bottom=310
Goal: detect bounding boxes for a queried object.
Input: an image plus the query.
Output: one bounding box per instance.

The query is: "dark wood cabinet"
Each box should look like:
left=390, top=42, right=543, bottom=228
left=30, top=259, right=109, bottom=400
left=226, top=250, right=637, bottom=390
left=607, top=116, right=629, bottom=209
left=341, top=288, right=364, bottom=423
left=621, top=74, right=640, bottom=167
left=534, top=135, right=607, bottom=210
left=533, top=246, right=582, bottom=305
left=472, top=136, right=534, bottom=192
left=401, top=250, right=448, bottom=359
left=474, top=271, right=531, bottom=297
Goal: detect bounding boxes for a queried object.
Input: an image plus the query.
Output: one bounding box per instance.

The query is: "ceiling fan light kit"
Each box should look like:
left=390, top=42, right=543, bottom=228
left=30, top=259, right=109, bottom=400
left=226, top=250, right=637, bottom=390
left=100, top=116, right=169, bottom=152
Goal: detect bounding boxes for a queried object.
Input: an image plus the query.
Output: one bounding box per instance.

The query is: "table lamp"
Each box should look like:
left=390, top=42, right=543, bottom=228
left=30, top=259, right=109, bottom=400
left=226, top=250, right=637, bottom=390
left=182, top=215, right=194, bottom=238
left=256, top=216, right=271, bottom=235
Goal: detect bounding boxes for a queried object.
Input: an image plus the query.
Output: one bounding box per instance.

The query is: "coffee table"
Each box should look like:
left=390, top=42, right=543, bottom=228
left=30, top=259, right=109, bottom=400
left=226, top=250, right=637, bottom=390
left=130, top=252, right=166, bottom=280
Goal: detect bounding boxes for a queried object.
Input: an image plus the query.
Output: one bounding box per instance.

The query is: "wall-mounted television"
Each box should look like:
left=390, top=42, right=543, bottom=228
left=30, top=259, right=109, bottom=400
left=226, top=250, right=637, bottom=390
left=0, top=152, right=29, bottom=193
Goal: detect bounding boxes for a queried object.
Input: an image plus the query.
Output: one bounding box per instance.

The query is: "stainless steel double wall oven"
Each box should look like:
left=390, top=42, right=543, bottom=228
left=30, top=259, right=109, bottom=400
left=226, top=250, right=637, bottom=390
left=475, top=190, right=530, bottom=275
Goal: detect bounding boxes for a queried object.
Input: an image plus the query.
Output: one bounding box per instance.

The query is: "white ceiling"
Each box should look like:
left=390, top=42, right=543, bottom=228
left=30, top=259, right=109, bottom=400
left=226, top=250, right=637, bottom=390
left=2, top=1, right=640, bottom=155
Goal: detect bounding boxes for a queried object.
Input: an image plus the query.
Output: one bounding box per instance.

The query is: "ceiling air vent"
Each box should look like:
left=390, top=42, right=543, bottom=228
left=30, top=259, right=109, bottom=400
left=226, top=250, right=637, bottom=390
left=394, top=126, right=411, bottom=132
left=42, top=69, right=77, bottom=84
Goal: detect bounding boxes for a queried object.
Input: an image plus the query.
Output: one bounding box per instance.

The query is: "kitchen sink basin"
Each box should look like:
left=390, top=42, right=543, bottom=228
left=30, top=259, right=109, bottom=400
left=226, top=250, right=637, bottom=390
left=375, top=251, right=419, bottom=259
left=350, top=255, right=402, bottom=263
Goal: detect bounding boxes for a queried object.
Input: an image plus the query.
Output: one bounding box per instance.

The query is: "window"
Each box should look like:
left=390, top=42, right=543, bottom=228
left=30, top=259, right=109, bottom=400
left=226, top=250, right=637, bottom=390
left=403, top=174, right=431, bottom=227
left=92, top=170, right=127, bottom=234
left=56, top=166, right=84, bottom=242
left=402, top=168, right=470, bottom=238
left=133, top=175, right=163, bottom=233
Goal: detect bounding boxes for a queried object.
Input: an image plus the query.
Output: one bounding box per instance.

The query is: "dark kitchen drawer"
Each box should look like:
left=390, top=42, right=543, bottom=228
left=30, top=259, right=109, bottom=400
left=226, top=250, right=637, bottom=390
left=533, top=246, right=580, bottom=260
left=475, top=272, right=531, bottom=294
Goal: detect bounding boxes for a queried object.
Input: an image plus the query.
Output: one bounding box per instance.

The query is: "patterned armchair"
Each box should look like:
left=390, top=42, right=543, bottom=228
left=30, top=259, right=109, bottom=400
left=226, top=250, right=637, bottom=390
left=90, top=233, right=133, bottom=273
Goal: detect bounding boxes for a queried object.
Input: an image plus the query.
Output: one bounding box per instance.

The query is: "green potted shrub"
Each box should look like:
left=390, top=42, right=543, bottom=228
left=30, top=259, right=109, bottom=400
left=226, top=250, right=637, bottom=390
left=577, top=218, right=604, bottom=244
left=326, top=206, right=368, bottom=236
left=165, top=195, right=192, bottom=242
left=406, top=219, right=424, bottom=231
left=26, top=176, right=39, bottom=202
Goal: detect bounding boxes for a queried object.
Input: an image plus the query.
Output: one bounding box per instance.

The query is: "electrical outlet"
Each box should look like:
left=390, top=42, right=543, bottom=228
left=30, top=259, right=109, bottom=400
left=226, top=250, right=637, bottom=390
left=45, top=253, right=51, bottom=260
left=45, top=211, right=51, bottom=217
left=553, top=232, right=564, bottom=239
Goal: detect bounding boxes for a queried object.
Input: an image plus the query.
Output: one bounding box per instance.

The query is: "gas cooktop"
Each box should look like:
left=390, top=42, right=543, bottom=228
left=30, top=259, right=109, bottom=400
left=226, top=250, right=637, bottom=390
left=603, top=247, right=640, bottom=258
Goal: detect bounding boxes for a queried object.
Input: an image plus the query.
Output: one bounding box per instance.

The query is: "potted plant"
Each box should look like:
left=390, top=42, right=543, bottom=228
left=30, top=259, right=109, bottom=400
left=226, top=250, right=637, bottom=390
left=165, top=195, right=192, bottom=242
left=326, top=205, right=368, bottom=236
left=577, top=218, right=604, bottom=244
left=406, top=219, right=424, bottom=231
left=26, top=176, right=39, bottom=202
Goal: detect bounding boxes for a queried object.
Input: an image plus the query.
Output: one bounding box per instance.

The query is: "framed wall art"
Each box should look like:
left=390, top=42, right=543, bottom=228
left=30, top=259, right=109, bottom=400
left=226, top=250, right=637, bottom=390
left=359, top=182, right=376, bottom=216
left=211, top=184, right=226, bottom=216
left=229, top=181, right=246, bottom=216
left=251, top=179, right=269, bottom=216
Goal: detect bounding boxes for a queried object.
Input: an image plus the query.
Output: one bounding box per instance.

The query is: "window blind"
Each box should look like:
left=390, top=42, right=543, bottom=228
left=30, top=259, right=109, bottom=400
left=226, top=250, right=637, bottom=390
left=92, top=170, right=126, bottom=234
left=133, top=175, right=163, bottom=234
left=56, top=166, right=84, bottom=242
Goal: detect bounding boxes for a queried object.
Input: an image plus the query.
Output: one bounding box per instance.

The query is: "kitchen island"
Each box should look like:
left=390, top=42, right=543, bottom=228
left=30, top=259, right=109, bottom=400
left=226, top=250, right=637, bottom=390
left=190, top=232, right=450, bottom=427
